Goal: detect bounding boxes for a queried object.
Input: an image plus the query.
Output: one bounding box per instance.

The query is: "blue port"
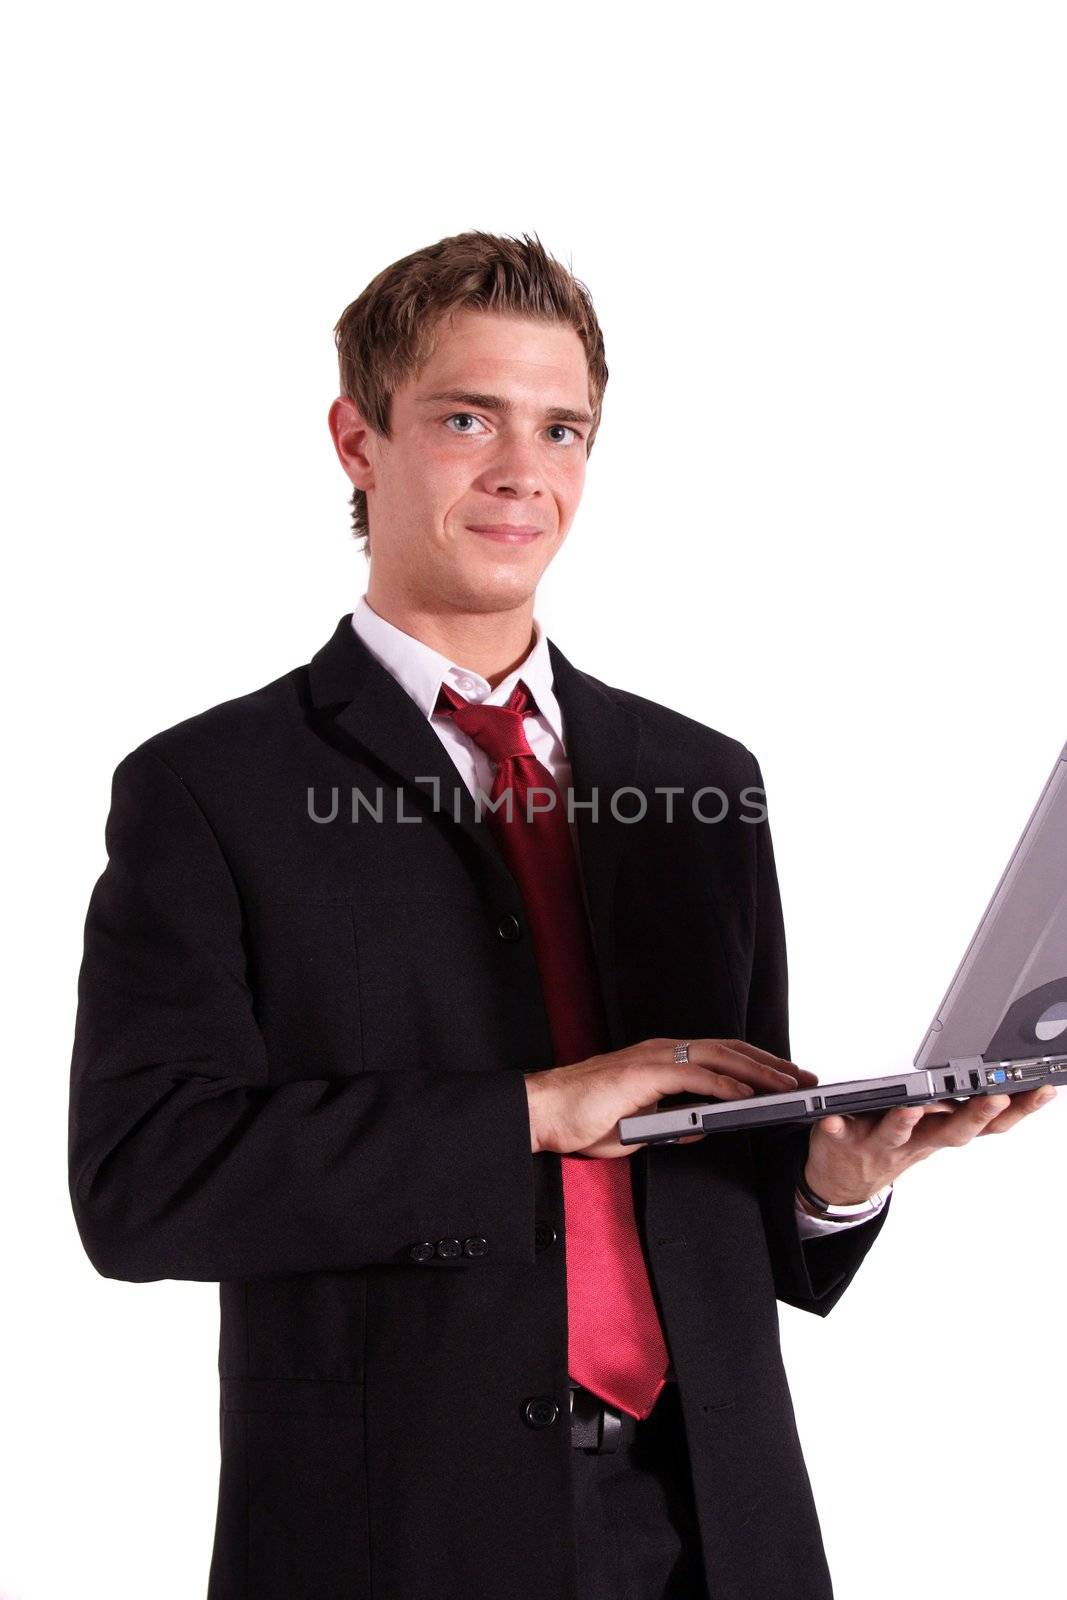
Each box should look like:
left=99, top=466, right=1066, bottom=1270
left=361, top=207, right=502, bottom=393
left=992, top=1068, right=1006, bottom=1083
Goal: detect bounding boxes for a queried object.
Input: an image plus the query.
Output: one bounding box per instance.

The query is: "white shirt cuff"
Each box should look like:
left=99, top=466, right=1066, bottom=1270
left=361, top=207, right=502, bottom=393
left=795, top=1183, right=893, bottom=1238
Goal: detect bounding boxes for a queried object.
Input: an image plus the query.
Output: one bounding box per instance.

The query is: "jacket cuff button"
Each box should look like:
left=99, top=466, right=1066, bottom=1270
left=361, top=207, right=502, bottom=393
left=409, top=1241, right=436, bottom=1263
left=462, top=1236, right=488, bottom=1257
left=435, top=1238, right=462, bottom=1260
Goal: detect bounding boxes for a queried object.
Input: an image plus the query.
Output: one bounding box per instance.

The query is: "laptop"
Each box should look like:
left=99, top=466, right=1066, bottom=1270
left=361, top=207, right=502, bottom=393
left=618, top=738, right=1067, bottom=1146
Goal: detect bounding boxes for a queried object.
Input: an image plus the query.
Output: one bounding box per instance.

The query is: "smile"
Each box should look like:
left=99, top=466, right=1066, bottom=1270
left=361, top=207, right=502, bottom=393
left=466, top=524, right=544, bottom=544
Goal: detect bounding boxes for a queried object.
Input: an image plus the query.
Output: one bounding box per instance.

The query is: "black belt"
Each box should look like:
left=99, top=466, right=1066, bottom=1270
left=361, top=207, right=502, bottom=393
left=569, top=1379, right=674, bottom=1453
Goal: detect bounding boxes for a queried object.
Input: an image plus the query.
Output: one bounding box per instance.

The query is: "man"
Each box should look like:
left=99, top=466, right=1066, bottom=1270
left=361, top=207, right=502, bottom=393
left=68, top=230, right=1054, bottom=1600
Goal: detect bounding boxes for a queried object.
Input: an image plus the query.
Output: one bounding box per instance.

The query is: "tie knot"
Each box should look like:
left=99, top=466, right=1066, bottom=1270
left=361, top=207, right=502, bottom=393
left=435, top=679, right=537, bottom=766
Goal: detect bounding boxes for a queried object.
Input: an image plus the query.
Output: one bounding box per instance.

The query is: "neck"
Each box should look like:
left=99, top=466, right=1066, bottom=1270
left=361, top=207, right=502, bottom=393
left=364, top=589, right=537, bottom=689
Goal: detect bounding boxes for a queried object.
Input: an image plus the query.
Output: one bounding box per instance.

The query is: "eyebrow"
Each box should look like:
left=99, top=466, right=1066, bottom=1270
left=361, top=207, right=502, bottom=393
left=416, top=388, right=594, bottom=426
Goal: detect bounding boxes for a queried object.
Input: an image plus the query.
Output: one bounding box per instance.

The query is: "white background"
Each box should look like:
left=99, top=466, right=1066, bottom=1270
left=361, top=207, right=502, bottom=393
left=3, top=3, right=1065, bottom=1597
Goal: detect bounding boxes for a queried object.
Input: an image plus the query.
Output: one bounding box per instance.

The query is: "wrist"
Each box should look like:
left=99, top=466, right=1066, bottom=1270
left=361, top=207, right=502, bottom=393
left=800, top=1165, right=883, bottom=1210
left=524, top=1074, right=546, bottom=1154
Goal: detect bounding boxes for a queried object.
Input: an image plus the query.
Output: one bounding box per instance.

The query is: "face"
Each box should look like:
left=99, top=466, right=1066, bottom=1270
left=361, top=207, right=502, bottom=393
left=329, top=309, right=593, bottom=616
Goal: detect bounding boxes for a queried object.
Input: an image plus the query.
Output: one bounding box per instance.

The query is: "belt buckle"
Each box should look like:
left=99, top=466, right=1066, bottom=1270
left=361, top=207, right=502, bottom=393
left=598, top=1405, right=623, bottom=1453
left=569, top=1384, right=630, bottom=1453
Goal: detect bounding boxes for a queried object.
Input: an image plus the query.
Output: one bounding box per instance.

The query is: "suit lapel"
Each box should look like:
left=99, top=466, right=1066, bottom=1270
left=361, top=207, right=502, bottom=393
left=308, top=613, right=509, bottom=882
left=547, top=638, right=642, bottom=1049
left=307, top=614, right=641, bottom=1048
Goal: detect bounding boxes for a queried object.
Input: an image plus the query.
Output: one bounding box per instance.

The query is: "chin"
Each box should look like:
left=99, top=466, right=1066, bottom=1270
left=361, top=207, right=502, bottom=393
left=453, top=565, right=538, bottom=611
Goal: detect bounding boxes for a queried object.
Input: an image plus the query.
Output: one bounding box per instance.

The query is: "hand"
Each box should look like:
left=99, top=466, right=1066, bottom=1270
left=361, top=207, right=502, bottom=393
left=524, top=1036, right=819, bottom=1158
left=802, top=1086, right=1058, bottom=1205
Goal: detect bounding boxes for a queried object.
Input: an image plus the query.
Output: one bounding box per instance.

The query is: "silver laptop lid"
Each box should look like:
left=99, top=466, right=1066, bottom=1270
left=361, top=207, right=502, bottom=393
left=914, top=740, right=1067, bottom=1070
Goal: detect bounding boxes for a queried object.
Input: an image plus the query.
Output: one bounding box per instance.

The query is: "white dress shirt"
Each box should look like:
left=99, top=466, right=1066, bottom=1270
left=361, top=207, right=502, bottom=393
left=350, top=594, right=891, bottom=1238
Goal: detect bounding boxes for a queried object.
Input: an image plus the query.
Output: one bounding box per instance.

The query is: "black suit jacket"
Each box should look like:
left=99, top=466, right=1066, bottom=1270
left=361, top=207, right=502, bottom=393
left=68, top=613, right=890, bottom=1600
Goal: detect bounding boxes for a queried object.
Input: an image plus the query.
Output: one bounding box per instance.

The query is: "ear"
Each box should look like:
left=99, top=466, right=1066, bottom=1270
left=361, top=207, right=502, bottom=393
left=328, top=395, right=378, bottom=492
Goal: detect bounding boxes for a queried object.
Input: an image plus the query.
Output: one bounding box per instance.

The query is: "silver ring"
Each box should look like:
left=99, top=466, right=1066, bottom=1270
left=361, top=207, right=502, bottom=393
left=674, top=1041, right=690, bottom=1064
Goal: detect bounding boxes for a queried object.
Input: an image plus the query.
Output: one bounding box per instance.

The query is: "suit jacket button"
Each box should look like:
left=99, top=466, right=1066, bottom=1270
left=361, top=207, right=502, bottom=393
left=522, top=1396, right=560, bottom=1429
left=497, top=913, right=522, bottom=941
left=409, top=1241, right=435, bottom=1263
left=463, top=1236, right=488, bottom=1257
left=534, top=1220, right=558, bottom=1252
left=435, top=1238, right=462, bottom=1260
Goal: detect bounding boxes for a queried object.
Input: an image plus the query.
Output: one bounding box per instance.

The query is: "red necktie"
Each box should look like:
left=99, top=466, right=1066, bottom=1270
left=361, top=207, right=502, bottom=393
left=435, top=677, right=670, bottom=1421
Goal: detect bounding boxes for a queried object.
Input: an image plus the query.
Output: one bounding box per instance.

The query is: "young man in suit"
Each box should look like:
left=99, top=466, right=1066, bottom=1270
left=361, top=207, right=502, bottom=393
left=68, top=230, right=1054, bottom=1600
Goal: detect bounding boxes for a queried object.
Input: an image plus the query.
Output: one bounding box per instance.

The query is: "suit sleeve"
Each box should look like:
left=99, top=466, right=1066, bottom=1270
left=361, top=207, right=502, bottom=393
left=741, top=751, right=892, bottom=1316
left=68, top=744, right=538, bottom=1283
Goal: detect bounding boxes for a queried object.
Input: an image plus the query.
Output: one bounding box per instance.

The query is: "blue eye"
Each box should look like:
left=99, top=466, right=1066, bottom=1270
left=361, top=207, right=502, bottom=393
left=443, top=413, right=584, bottom=445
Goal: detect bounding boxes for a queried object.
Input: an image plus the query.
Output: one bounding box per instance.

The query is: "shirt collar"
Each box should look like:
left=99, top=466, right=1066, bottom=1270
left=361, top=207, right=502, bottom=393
left=350, top=593, right=564, bottom=743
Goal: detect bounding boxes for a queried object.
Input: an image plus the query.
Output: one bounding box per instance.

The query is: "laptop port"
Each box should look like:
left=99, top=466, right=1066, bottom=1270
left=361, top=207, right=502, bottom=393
left=944, top=1074, right=957, bottom=1092
left=969, top=1071, right=981, bottom=1089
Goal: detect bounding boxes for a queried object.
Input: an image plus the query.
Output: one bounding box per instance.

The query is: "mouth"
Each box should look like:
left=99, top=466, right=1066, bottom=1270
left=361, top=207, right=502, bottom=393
left=466, top=524, right=545, bottom=545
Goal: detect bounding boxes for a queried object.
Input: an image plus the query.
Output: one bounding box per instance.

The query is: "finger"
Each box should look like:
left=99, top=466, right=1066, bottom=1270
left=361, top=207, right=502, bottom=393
left=689, top=1041, right=809, bottom=1095
left=964, top=1093, right=1014, bottom=1132
left=914, top=1093, right=1013, bottom=1149
left=1011, top=1085, right=1057, bottom=1110
left=847, top=1103, right=954, bottom=1148
left=873, top=1105, right=929, bottom=1149
left=978, top=1085, right=1056, bottom=1134
left=663, top=1065, right=757, bottom=1101
left=674, top=1037, right=807, bottom=1083
left=730, top=1042, right=820, bottom=1086
left=704, top=1038, right=821, bottom=1086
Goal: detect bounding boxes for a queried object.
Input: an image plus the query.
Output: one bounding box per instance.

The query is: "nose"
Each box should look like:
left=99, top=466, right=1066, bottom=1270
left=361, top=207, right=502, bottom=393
left=477, top=433, right=545, bottom=499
